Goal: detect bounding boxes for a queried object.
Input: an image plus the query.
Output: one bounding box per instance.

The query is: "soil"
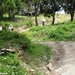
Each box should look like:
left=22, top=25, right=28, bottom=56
left=39, top=41, right=75, bottom=75
left=17, top=27, right=75, bottom=75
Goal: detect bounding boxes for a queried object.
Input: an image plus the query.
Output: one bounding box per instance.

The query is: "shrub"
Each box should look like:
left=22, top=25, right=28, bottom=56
left=0, top=31, right=31, bottom=49
left=0, top=52, right=29, bottom=75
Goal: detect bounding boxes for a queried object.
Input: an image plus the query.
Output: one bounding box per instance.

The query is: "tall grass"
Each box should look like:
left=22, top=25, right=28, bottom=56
left=24, top=21, right=75, bottom=41
left=0, top=52, right=29, bottom=75
left=0, top=26, right=54, bottom=74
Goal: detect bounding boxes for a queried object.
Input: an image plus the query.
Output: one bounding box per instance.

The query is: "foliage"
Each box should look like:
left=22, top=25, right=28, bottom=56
left=1, top=0, right=21, bottom=20
left=24, top=21, right=75, bottom=41
left=25, top=43, right=54, bottom=65
left=41, top=0, right=61, bottom=24
left=0, top=30, right=31, bottom=49
left=62, top=0, right=75, bottom=21
left=0, top=52, right=29, bottom=75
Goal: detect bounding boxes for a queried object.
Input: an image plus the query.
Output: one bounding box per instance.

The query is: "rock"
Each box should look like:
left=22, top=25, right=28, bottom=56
left=28, top=69, right=35, bottom=75
left=46, top=63, right=54, bottom=71
left=1, top=48, right=15, bottom=55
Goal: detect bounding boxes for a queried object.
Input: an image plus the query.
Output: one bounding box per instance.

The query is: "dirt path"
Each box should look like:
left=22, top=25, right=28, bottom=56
left=16, top=26, right=75, bottom=75
left=39, top=41, right=75, bottom=75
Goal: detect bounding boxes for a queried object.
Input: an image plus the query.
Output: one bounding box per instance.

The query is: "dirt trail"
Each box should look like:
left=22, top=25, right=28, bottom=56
left=39, top=41, right=75, bottom=75
left=17, top=27, right=75, bottom=75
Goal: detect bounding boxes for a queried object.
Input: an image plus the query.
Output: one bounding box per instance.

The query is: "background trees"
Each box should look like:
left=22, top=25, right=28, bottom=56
left=62, top=0, right=75, bottom=21
left=1, top=0, right=21, bottom=20
left=0, top=0, right=75, bottom=25
left=40, top=0, right=61, bottom=24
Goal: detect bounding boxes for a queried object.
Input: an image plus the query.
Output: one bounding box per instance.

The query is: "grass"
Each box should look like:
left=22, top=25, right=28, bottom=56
left=0, top=13, right=73, bottom=74
left=0, top=30, right=31, bottom=49
left=25, top=43, right=54, bottom=65
left=0, top=14, right=71, bottom=28
left=0, top=52, right=29, bottom=75
left=0, top=28, right=54, bottom=75
left=24, top=21, right=75, bottom=41
left=1, top=14, right=35, bottom=28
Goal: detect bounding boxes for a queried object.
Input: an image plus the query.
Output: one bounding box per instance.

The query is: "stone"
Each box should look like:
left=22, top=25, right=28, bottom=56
left=46, top=63, right=54, bottom=71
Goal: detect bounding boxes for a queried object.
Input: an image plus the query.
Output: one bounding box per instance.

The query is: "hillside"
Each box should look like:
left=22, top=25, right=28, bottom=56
left=0, top=30, right=53, bottom=75
left=1, top=16, right=75, bottom=75
left=23, top=21, right=75, bottom=75
left=24, top=21, right=75, bottom=41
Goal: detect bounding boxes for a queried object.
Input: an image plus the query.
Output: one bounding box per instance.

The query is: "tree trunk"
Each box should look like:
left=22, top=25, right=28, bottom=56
left=69, top=5, right=74, bottom=22
left=51, top=11, right=55, bottom=25
left=34, top=3, right=38, bottom=26
left=70, top=9, right=74, bottom=21
left=8, top=10, right=11, bottom=20
left=8, top=10, right=15, bottom=21
left=0, top=9, right=3, bottom=20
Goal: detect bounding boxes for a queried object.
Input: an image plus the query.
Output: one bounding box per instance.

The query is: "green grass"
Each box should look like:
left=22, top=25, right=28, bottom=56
left=0, top=29, right=54, bottom=75
left=24, top=21, right=75, bottom=41
left=0, top=52, right=29, bottom=75
left=25, top=43, right=54, bottom=65
left=0, top=30, right=31, bottom=49
left=1, top=14, right=73, bottom=74
left=0, top=15, right=35, bottom=28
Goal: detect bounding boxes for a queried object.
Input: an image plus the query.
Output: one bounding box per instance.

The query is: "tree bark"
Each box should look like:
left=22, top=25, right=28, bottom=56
left=70, top=10, right=74, bottom=21
left=51, top=11, right=55, bottom=25
left=8, top=10, right=15, bottom=21
left=70, top=6, right=74, bottom=21
left=0, top=11, right=3, bottom=19
left=34, top=3, right=38, bottom=26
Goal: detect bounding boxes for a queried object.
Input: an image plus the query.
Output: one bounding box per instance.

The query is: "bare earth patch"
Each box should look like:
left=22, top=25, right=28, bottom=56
left=38, top=41, right=75, bottom=75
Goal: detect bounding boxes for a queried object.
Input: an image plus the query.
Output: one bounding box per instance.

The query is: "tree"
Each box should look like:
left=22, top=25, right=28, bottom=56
left=21, top=0, right=41, bottom=26
left=2, top=0, right=21, bottom=21
left=63, top=0, right=75, bottom=21
left=0, top=0, right=3, bottom=5
left=30, top=0, right=41, bottom=26
left=0, top=0, right=3, bottom=19
left=41, top=0, right=60, bottom=25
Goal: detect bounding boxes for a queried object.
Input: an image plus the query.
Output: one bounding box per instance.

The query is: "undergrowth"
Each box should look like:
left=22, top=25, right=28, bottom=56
left=24, top=21, right=75, bottom=41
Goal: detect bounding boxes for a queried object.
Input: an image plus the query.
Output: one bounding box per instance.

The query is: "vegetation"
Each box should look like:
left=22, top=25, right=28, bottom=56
left=1, top=0, right=75, bottom=74
left=24, top=21, right=75, bottom=41
left=0, top=25, right=54, bottom=74
left=1, top=0, right=75, bottom=25
left=62, top=0, right=75, bottom=21
left=0, top=30, right=30, bottom=49
left=0, top=52, right=29, bottom=75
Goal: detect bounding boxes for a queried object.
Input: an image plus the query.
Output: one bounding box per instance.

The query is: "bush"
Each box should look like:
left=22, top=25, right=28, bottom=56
left=0, top=31, right=31, bottom=49
left=0, top=52, right=29, bottom=75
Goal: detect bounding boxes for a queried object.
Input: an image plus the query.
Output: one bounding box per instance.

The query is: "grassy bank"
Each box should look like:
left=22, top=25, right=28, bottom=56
left=0, top=30, right=54, bottom=75
left=24, top=21, right=75, bottom=41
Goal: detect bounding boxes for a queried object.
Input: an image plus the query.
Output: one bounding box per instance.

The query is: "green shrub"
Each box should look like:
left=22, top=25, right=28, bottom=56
left=0, top=31, right=31, bottom=49
left=0, top=52, right=29, bottom=75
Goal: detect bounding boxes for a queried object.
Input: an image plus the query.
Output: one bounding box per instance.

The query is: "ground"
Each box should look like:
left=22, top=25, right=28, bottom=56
left=17, top=26, right=75, bottom=75
left=39, top=41, right=75, bottom=75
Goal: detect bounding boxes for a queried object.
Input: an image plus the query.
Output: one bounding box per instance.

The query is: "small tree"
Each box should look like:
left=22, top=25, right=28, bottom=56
left=62, top=0, right=75, bottom=21
left=2, top=0, right=21, bottom=21
left=41, top=0, right=60, bottom=25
